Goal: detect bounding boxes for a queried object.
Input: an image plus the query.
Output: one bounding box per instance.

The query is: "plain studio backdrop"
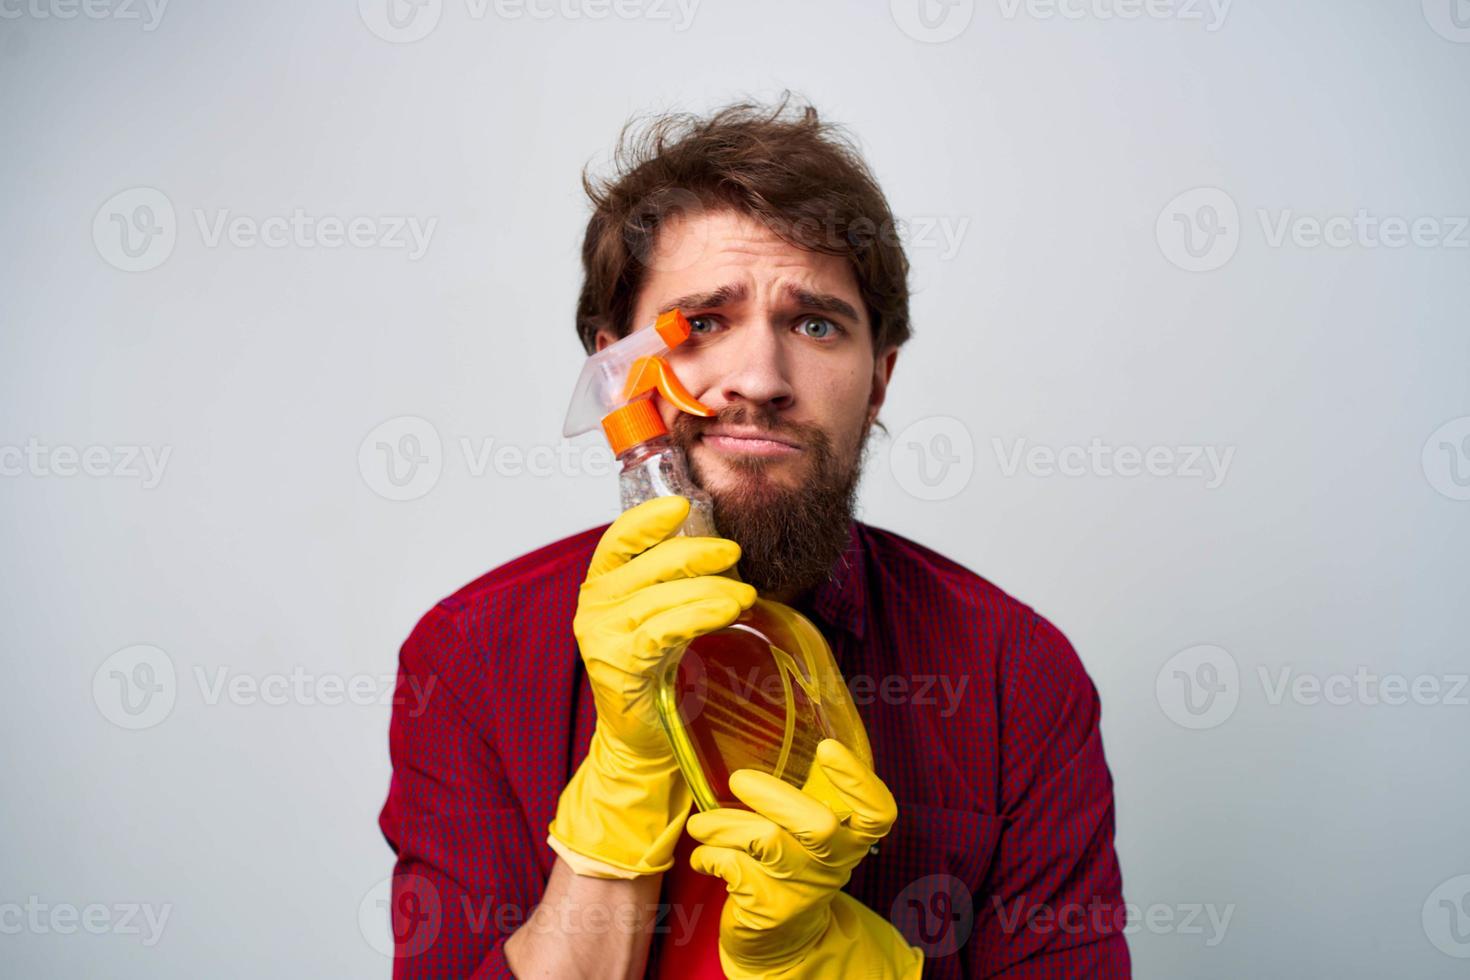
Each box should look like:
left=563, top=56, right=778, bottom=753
left=2, top=1, right=1467, bottom=976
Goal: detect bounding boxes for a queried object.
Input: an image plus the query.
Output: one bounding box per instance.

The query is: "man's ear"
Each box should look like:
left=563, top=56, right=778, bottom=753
left=867, top=345, right=899, bottom=427
left=594, top=328, right=618, bottom=353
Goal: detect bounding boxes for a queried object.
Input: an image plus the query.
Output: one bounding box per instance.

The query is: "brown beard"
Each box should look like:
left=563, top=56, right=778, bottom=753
left=670, top=403, right=869, bottom=598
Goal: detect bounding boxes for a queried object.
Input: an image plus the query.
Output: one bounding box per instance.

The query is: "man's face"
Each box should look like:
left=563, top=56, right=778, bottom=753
left=596, top=208, right=898, bottom=599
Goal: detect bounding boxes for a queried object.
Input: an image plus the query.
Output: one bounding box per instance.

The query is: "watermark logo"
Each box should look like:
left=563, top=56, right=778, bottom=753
left=0, top=0, right=169, bottom=30
left=359, top=0, right=700, bottom=41
left=359, top=0, right=443, bottom=42
left=891, top=874, right=974, bottom=957
left=995, top=0, right=1231, bottom=30
left=93, top=187, right=176, bottom=272
left=92, top=644, right=177, bottom=730
left=1258, top=209, right=1469, bottom=251
left=360, top=874, right=442, bottom=958
left=359, top=416, right=443, bottom=502
left=1159, top=647, right=1466, bottom=729
left=1422, top=416, right=1470, bottom=501
left=993, top=896, right=1234, bottom=946
left=1423, top=0, right=1470, bottom=43
left=193, top=209, right=436, bottom=258
left=0, top=898, right=172, bottom=946
left=93, top=650, right=434, bottom=730
left=1157, top=187, right=1240, bottom=272
left=94, top=190, right=437, bottom=269
left=889, top=416, right=975, bottom=501
left=1161, top=189, right=1469, bottom=271
left=0, top=439, right=172, bottom=487
left=1155, top=644, right=1239, bottom=730
left=992, top=437, right=1235, bottom=488
left=1423, top=874, right=1470, bottom=958
left=890, top=0, right=975, bottom=43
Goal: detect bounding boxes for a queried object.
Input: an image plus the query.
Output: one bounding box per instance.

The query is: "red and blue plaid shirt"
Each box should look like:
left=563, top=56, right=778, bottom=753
left=379, top=519, right=1130, bottom=977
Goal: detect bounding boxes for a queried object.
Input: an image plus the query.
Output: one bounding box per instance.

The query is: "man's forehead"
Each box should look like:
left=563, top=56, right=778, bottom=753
left=642, top=209, right=864, bottom=317
left=653, top=280, right=861, bottom=325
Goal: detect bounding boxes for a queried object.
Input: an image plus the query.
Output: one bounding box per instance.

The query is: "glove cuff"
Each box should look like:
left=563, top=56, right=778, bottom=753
left=718, top=892, right=924, bottom=980
left=547, top=728, right=693, bottom=876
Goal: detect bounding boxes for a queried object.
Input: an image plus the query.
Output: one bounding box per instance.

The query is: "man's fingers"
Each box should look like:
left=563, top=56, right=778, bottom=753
left=631, top=597, right=745, bottom=664
left=727, top=768, right=843, bottom=849
left=617, top=577, right=757, bottom=633
left=585, top=496, right=691, bottom=579
left=813, top=739, right=897, bottom=838
left=593, top=536, right=742, bottom=602
left=689, top=842, right=749, bottom=887
left=687, top=809, right=803, bottom=873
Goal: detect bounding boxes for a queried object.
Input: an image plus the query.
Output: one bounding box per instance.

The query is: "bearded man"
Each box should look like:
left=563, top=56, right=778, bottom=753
left=379, top=97, right=1130, bottom=979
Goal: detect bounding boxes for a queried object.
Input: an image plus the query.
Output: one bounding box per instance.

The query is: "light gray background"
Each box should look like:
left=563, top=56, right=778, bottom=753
left=2, top=1, right=1467, bottom=976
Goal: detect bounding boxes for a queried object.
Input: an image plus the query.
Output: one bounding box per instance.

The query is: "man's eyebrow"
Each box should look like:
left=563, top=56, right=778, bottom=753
left=657, top=281, right=861, bottom=324
left=657, top=282, right=749, bottom=315
left=782, top=284, right=861, bottom=323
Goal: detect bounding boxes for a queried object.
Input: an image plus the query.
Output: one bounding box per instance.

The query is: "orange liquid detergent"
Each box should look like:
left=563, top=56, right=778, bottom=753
left=655, top=598, right=872, bottom=812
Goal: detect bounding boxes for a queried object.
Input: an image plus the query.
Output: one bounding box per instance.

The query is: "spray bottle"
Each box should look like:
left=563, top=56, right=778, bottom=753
left=565, top=310, right=873, bottom=813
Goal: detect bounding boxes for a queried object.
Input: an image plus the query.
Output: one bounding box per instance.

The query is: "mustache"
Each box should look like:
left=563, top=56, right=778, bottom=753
left=674, top=406, right=826, bottom=450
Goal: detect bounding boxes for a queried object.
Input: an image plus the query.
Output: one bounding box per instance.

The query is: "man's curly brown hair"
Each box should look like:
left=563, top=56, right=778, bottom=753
left=575, top=94, right=912, bottom=357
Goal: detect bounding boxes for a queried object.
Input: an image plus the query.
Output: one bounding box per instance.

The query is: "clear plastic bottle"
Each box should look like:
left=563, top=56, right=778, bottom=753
left=616, top=434, right=874, bottom=813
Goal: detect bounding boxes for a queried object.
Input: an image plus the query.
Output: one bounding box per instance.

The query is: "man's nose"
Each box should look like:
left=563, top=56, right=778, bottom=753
left=711, top=322, right=794, bottom=411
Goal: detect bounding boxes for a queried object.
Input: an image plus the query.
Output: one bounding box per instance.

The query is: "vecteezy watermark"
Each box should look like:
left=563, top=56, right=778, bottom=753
left=0, top=0, right=169, bottom=30
left=360, top=874, right=442, bottom=959
left=0, top=897, right=172, bottom=947
left=358, top=873, right=706, bottom=958
left=1256, top=209, right=1470, bottom=251
left=1156, top=187, right=1240, bottom=273
left=757, top=209, right=972, bottom=262
left=992, top=896, right=1235, bottom=947
left=1258, top=666, right=1469, bottom=708
left=93, top=187, right=438, bottom=271
left=1423, top=416, right=1470, bottom=502
left=358, top=415, right=620, bottom=502
left=891, top=875, right=975, bottom=957
left=691, top=661, right=971, bottom=719
left=193, top=209, right=436, bottom=260
left=0, top=438, right=171, bottom=488
left=359, top=416, right=444, bottom=502
left=357, top=0, right=700, bottom=43
left=93, top=187, right=176, bottom=272
left=890, top=0, right=975, bottom=43
left=995, top=0, right=1232, bottom=31
left=92, top=645, right=433, bottom=731
left=1157, top=644, right=1470, bottom=730
left=192, top=665, right=435, bottom=714
left=1158, top=187, right=1470, bottom=272
left=1423, top=874, right=1470, bottom=958
left=992, top=437, right=1236, bottom=489
left=1156, top=644, right=1240, bottom=730
left=93, top=645, right=177, bottom=730
left=889, top=416, right=976, bottom=502
left=466, top=895, right=704, bottom=945
left=1422, top=0, right=1470, bottom=44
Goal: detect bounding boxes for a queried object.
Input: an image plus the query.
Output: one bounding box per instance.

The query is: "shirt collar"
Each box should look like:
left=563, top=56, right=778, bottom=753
left=802, top=519, right=868, bottom=643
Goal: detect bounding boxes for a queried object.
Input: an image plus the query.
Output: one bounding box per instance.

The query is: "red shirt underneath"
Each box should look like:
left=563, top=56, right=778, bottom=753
left=655, top=829, right=726, bottom=979
left=380, top=519, right=1130, bottom=977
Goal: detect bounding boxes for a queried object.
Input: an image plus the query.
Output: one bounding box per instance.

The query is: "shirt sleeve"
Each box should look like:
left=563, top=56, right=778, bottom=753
left=378, top=604, right=545, bottom=979
left=972, top=612, right=1130, bottom=977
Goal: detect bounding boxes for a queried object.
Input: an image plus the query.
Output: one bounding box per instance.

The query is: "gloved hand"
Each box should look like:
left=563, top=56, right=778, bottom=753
left=548, top=495, right=757, bottom=877
left=687, top=739, right=924, bottom=979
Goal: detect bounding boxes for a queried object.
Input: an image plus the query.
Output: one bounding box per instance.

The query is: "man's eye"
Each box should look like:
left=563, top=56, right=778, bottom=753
left=798, top=317, right=840, bottom=339
left=688, top=316, right=718, bottom=335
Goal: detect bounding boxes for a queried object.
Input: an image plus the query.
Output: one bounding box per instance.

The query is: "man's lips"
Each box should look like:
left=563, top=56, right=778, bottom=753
left=698, top=426, right=803, bottom=457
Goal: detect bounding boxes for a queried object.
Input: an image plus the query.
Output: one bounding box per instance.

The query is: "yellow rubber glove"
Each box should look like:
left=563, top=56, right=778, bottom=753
left=687, top=739, right=925, bottom=979
left=548, top=495, right=758, bottom=878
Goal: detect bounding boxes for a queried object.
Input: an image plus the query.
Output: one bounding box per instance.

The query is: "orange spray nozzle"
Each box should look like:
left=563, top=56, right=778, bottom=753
left=563, top=309, right=717, bottom=455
